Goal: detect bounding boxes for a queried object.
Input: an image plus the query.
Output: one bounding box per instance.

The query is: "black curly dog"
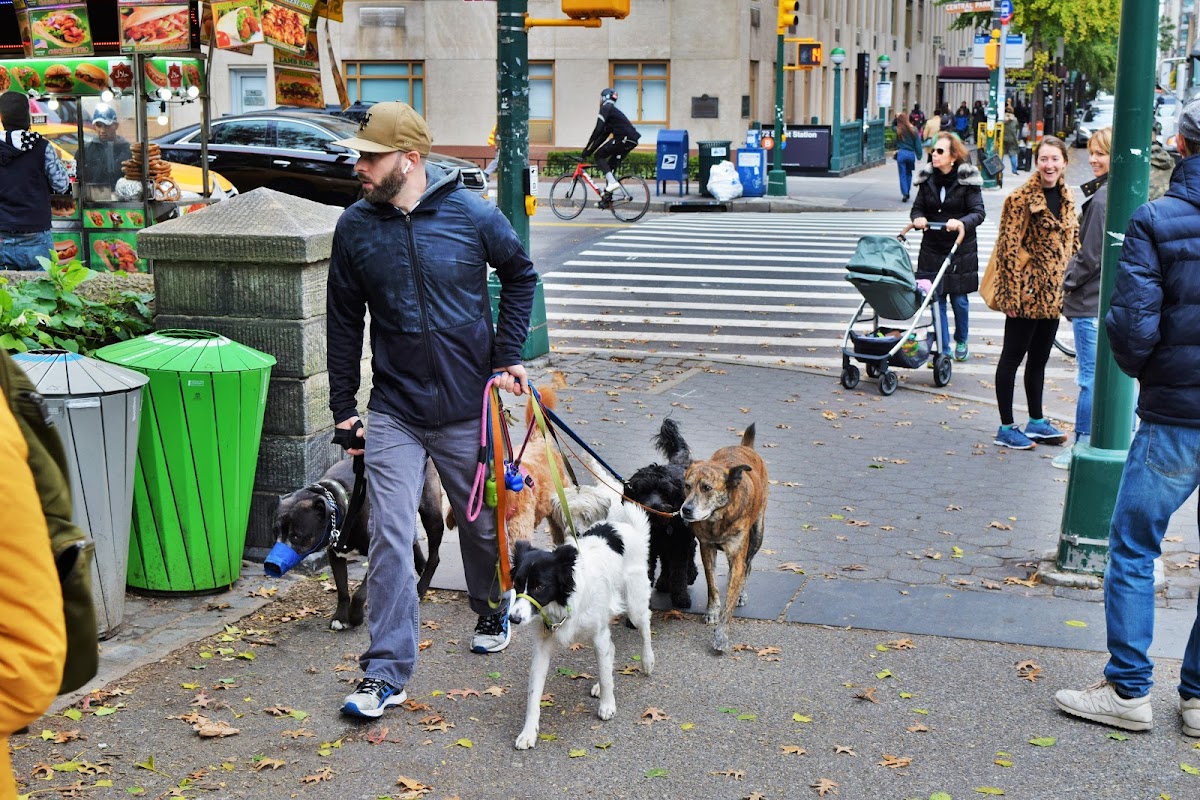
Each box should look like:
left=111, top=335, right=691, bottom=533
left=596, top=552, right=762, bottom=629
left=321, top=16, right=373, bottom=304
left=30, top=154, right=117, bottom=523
left=623, top=418, right=698, bottom=608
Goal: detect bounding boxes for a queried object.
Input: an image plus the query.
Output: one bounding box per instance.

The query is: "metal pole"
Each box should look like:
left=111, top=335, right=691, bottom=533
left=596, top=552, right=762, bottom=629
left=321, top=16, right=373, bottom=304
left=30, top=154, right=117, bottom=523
left=767, top=32, right=788, bottom=196
left=1055, top=0, right=1154, bottom=576
left=497, top=0, right=530, bottom=247
left=830, top=62, right=843, bottom=173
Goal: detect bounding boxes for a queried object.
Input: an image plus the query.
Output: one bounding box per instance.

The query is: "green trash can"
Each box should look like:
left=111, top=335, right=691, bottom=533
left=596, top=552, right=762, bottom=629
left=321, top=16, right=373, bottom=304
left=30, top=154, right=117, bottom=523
left=94, top=329, right=276, bottom=593
left=697, top=140, right=733, bottom=198
left=488, top=271, right=549, bottom=360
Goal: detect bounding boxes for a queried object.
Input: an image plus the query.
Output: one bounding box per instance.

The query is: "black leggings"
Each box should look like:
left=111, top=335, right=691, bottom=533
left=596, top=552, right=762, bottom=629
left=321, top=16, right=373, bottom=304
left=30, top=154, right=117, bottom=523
left=594, top=137, right=637, bottom=174
left=995, top=316, right=1060, bottom=426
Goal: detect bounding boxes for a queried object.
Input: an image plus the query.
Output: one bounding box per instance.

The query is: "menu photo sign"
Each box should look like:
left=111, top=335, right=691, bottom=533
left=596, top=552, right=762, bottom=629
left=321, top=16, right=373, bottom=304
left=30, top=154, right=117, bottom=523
left=201, top=2, right=255, bottom=55
left=262, top=0, right=314, bottom=56
left=273, top=22, right=322, bottom=109
left=210, top=0, right=265, bottom=49
left=20, top=0, right=95, bottom=57
left=118, top=0, right=192, bottom=53
left=14, top=1, right=35, bottom=57
left=313, top=0, right=342, bottom=23
left=143, top=57, right=204, bottom=94
left=0, top=57, right=120, bottom=96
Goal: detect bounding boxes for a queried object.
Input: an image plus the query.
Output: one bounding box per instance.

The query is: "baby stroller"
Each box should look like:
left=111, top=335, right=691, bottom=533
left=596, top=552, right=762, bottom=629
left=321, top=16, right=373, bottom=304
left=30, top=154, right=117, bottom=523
left=838, top=222, right=964, bottom=395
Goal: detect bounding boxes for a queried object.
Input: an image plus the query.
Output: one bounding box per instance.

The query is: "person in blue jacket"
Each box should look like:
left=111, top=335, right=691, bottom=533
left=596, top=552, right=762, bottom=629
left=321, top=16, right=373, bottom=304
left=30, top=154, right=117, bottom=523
left=0, top=91, right=70, bottom=271
left=326, top=101, right=538, bottom=719
left=1055, top=100, right=1200, bottom=736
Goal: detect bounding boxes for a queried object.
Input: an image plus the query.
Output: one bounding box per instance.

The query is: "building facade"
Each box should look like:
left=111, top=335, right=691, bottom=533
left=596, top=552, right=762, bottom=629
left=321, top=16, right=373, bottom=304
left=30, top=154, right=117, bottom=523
left=200, top=0, right=978, bottom=151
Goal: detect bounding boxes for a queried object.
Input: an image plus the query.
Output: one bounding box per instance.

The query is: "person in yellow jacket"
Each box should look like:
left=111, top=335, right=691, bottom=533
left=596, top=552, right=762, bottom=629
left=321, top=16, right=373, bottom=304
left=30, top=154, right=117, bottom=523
left=484, top=123, right=500, bottom=179
left=0, top=394, right=66, bottom=800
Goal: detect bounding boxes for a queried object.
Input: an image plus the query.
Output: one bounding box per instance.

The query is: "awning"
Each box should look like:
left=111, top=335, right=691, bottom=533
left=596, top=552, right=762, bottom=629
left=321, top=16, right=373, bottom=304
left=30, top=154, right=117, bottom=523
left=938, top=66, right=992, bottom=84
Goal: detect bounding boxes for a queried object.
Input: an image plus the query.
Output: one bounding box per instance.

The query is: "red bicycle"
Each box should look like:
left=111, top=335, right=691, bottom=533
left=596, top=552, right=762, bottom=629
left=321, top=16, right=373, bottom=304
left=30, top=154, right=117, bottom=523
left=548, top=157, right=650, bottom=222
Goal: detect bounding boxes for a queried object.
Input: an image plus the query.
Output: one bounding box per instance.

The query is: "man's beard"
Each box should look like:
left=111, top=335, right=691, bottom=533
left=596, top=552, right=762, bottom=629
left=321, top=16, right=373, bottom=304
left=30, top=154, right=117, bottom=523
left=362, top=161, right=406, bottom=204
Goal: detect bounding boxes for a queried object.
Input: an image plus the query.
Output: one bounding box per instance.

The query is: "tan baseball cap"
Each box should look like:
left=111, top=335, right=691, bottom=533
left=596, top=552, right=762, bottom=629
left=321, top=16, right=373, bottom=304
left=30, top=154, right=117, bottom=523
left=332, top=101, right=432, bottom=155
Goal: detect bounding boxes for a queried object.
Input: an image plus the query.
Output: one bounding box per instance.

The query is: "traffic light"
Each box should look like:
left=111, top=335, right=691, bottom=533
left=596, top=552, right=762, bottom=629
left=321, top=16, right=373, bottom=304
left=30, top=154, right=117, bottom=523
left=777, top=0, right=799, bottom=34
left=796, top=41, right=822, bottom=67
left=983, top=30, right=1000, bottom=69
left=561, top=0, right=630, bottom=19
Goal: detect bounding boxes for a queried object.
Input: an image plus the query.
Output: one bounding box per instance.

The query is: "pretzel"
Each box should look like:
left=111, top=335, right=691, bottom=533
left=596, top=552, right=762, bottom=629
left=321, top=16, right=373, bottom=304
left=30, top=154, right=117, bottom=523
left=154, top=177, right=181, bottom=201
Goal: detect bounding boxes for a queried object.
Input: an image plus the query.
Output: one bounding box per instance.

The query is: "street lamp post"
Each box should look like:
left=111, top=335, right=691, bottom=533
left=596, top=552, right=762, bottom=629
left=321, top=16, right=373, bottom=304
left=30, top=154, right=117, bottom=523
left=829, top=47, right=846, bottom=173
left=877, top=53, right=891, bottom=122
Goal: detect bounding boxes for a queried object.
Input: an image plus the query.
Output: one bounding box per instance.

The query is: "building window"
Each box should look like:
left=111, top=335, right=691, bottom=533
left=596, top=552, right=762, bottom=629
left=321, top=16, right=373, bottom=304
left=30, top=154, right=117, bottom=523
left=344, top=61, right=425, bottom=113
left=530, top=61, right=554, bottom=145
left=611, top=61, right=669, bottom=140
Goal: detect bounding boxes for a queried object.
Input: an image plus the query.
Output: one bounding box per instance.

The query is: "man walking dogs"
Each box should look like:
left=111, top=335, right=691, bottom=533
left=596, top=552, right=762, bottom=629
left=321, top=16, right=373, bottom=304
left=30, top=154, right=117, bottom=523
left=1055, top=100, right=1200, bottom=735
left=325, top=102, right=538, bottom=718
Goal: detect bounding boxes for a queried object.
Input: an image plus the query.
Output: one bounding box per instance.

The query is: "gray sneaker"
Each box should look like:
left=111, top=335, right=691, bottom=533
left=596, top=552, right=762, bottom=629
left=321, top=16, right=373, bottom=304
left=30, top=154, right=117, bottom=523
left=471, top=610, right=511, bottom=654
left=1051, top=445, right=1073, bottom=470
left=1054, top=680, right=1152, bottom=731
left=341, top=677, right=406, bottom=719
left=1182, top=697, right=1200, bottom=737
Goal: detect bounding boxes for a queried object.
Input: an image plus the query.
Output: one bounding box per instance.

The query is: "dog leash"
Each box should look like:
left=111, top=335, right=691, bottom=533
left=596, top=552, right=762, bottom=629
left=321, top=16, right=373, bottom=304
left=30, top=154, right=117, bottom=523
left=515, top=590, right=571, bottom=630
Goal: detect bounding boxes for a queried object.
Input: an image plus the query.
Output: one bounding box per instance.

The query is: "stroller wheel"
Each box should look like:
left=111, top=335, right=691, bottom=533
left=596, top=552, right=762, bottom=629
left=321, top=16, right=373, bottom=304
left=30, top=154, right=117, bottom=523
left=933, top=354, right=953, bottom=387
left=866, top=363, right=880, bottom=379
left=879, top=370, right=898, bottom=396
left=840, top=365, right=861, bottom=390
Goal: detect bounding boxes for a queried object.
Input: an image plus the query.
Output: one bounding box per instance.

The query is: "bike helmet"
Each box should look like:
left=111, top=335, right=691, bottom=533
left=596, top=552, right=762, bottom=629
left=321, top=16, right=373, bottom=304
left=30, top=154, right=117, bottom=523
left=600, top=87, right=617, bottom=103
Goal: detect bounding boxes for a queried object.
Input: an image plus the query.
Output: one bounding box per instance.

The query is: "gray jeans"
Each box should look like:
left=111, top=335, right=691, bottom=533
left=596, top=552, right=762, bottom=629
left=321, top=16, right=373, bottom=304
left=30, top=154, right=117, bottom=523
left=360, top=411, right=504, bottom=689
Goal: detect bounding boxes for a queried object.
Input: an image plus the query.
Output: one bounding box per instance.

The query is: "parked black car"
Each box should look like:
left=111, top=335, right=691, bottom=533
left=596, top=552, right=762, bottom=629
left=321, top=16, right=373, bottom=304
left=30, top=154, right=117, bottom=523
left=153, top=110, right=487, bottom=207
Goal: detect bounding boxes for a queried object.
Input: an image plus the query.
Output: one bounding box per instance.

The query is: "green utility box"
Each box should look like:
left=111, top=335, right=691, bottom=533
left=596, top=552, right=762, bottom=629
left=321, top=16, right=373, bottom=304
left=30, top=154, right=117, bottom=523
left=95, top=330, right=276, bottom=593
left=488, top=271, right=549, bottom=360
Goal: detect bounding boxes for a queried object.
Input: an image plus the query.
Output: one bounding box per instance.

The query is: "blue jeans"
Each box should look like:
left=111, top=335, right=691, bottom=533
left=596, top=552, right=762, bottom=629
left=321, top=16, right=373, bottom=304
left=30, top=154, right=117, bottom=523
left=1008, top=151, right=1019, bottom=174
left=0, top=230, right=52, bottom=271
left=896, top=149, right=916, bottom=197
left=361, top=412, right=504, bottom=689
left=1071, top=316, right=1098, bottom=438
left=935, top=292, right=969, bottom=347
left=1104, top=421, right=1200, bottom=699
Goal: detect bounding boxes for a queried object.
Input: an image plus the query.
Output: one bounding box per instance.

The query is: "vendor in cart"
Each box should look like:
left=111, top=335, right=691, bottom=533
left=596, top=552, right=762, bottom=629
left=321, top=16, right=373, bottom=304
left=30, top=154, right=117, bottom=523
left=81, top=106, right=131, bottom=189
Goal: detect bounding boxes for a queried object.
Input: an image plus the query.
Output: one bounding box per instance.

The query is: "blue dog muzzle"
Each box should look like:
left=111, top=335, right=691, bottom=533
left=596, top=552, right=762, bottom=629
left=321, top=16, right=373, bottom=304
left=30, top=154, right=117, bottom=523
left=264, top=542, right=303, bottom=577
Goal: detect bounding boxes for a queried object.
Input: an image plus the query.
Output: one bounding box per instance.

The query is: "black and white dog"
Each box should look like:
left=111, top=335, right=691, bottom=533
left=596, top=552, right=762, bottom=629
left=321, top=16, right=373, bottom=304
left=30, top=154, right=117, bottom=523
left=624, top=419, right=699, bottom=608
left=509, top=493, right=655, bottom=750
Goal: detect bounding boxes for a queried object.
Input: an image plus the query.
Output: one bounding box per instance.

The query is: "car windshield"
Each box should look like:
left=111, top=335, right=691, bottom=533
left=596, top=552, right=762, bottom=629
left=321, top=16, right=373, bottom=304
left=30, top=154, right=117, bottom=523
left=1085, top=107, right=1114, bottom=125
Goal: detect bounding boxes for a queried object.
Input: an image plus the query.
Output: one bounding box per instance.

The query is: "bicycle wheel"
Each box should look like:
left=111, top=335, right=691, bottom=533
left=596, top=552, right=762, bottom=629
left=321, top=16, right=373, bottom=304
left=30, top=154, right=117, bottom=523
left=549, top=175, right=587, bottom=220
left=609, top=175, right=650, bottom=222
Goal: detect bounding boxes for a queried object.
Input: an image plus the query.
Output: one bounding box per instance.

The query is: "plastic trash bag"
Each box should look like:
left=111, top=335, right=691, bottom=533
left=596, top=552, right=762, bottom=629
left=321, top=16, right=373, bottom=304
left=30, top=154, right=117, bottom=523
left=707, top=160, right=743, bottom=201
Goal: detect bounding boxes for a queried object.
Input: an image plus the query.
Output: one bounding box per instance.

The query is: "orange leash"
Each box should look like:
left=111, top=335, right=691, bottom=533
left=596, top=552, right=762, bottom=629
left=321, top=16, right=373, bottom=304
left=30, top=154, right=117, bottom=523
left=488, top=386, right=513, bottom=593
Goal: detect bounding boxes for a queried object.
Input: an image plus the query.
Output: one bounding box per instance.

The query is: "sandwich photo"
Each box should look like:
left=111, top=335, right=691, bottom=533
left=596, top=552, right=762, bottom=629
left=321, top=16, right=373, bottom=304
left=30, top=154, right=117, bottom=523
left=0, top=66, right=10, bottom=92
left=31, top=10, right=90, bottom=48
left=44, top=64, right=75, bottom=93
left=143, top=60, right=169, bottom=88
left=74, top=62, right=109, bottom=92
left=183, top=63, right=202, bottom=89
left=12, top=66, right=42, bottom=91
left=54, top=239, right=79, bottom=261
left=120, top=6, right=190, bottom=49
left=215, top=4, right=263, bottom=46
left=276, top=73, right=322, bottom=106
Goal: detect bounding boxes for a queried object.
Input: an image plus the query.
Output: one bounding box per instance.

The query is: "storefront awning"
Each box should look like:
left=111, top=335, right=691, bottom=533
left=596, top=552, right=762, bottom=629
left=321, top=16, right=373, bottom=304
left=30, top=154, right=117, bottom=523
left=938, top=66, right=992, bottom=84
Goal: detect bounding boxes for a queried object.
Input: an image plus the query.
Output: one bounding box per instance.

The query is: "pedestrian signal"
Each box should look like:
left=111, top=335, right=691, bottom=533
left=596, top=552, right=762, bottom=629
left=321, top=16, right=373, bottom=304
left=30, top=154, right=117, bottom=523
left=777, top=0, right=799, bottom=34
left=796, top=42, right=822, bottom=67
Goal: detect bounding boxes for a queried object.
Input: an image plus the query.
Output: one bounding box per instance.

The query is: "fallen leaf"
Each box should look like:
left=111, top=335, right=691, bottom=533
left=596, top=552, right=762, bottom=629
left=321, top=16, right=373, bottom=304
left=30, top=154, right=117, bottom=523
left=252, top=757, right=286, bottom=772
left=300, top=766, right=333, bottom=784
left=989, top=521, right=1014, bottom=530
left=974, top=788, right=1006, bottom=795
left=879, top=754, right=912, bottom=769
left=396, top=774, right=432, bottom=794
left=778, top=562, right=807, bottom=574
left=1028, top=737, right=1056, bottom=748
left=833, top=745, right=856, bottom=755
left=640, top=707, right=670, bottom=724
left=1064, top=620, right=1088, bottom=628
left=447, top=688, right=480, bottom=700
left=1015, top=660, right=1042, bottom=683
left=711, top=769, right=745, bottom=779
left=886, top=639, right=915, bottom=650
left=812, top=777, right=840, bottom=795
left=645, top=768, right=669, bottom=778
left=907, top=723, right=930, bottom=733
left=793, top=713, right=813, bottom=723
left=482, top=686, right=507, bottom=697
left=365, top=727, right=389, bottom=745
left=1182, top=763, right=1200, bottom=775
left=780, top=745, right=807, bottom=755
left=453, top=738, right=473, bottom=748
left=282, top=728, right=314, bottom=739
left=193, top=717, right=240, bottom=738
left=568, top=749, right=588, bottom=758
left=854, top=687, right=879, bottom=703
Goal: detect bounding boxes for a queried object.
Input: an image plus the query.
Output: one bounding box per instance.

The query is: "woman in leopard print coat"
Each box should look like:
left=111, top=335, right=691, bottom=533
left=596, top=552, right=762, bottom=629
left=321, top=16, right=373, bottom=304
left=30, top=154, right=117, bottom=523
left=990, top=136, right=1081, bottom=450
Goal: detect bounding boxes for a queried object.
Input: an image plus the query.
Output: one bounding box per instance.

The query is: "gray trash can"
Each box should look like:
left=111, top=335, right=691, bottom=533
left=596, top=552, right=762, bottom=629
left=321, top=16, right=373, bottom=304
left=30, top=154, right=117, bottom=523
left=697, top=140, right=733, bottom=198
left=12, top=349, right=148, bottom=638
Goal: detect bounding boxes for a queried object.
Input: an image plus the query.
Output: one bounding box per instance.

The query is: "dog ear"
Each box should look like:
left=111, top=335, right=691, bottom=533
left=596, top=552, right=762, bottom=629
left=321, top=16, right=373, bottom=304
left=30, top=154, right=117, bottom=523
left=554, top=543, right=578, bottom=568
left=726, top=464, right=754, bottom=489
left=513, top=539, right=533, bottom=568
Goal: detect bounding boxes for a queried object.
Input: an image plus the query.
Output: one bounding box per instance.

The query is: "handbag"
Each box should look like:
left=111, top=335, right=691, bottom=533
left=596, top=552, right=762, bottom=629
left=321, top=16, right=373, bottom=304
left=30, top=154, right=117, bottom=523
left=981, top=202, right=1031, bottom=312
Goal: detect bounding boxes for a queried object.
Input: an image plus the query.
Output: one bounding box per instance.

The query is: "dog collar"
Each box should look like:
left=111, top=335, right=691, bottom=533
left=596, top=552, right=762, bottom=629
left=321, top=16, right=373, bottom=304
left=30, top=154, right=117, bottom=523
left=517, top=592, right=570, bottom=630
left=307, top=480, right=347, bottom=555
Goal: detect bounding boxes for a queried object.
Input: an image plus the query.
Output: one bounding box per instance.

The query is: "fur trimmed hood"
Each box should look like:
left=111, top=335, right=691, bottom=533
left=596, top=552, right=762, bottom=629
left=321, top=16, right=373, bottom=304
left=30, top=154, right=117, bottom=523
left=913, top=162, right=982, bottom=188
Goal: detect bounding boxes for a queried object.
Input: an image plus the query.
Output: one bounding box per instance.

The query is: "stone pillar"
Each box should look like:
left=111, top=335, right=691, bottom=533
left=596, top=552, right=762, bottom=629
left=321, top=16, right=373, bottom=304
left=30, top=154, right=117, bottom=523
left=137, top=188, right=366, bottom=558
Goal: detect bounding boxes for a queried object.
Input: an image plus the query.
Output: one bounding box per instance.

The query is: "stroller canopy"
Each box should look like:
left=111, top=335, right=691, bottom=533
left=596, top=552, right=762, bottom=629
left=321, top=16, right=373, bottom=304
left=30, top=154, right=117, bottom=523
left=844, top=235, right=922, bottom=320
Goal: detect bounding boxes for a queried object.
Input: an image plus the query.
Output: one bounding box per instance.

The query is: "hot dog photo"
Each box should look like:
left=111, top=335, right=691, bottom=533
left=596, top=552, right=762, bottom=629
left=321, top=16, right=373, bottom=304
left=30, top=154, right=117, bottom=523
left=120, top=4, right=191, bottom=52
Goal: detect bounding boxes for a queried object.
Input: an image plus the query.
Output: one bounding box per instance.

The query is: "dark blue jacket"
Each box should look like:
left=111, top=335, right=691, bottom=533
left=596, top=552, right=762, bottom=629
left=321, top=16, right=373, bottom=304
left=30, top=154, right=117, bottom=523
left=1105, top=154, right=1200, bottom=427
left=327, top=163, right=538, bottom=427
left=0, top=136, right=52, bottom=233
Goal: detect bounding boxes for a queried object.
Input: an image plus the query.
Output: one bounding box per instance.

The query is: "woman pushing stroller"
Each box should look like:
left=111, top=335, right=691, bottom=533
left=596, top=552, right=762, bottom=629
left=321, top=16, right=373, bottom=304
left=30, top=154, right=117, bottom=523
left=909, top=132, right=985, bottom=363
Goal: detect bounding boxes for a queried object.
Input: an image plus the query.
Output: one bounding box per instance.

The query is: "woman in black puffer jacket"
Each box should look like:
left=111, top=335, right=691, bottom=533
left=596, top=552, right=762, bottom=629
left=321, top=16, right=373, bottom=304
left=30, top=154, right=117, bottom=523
left=910, top=132, right=986, bottom=363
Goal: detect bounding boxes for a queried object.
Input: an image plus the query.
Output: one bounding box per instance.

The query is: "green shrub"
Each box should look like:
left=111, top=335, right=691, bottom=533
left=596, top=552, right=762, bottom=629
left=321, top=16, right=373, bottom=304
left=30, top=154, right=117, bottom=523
left=546, top=150, right=700, bottom=180
left=1, top=256, right=154, bottom=355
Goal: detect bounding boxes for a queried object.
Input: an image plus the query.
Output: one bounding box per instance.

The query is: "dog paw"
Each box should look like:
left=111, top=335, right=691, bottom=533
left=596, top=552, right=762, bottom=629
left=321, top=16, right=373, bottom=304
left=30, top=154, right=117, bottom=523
left=712, top=626, right=730, bottom=654
left=590, top=682, right=601, bottom=698
left=597, top=702, right=616, bottom=720
left=330, top=619, right=347, bottom=631
left=641, top=652, right=655, bottom=676
left=704, top=607, right=720, bottom=625
left=514, top=729, right=538, bottom=750
left=736, top=592, right=748, bottom=608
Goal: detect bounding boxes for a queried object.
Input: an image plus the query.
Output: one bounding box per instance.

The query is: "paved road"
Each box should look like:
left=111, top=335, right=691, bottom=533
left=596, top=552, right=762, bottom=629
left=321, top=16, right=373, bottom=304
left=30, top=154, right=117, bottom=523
left=542, top=211, right=1077, bottom=390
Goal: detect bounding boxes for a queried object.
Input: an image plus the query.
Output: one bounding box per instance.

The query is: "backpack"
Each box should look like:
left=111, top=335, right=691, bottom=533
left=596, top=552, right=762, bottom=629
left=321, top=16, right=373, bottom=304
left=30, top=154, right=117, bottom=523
left=0, top=350, right=99, bottom=694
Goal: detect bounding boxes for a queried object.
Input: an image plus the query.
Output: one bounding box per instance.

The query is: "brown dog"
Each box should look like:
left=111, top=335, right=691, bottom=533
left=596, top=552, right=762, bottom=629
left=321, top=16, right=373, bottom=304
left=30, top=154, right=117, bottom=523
left=680, top=424, right=767, bottom=654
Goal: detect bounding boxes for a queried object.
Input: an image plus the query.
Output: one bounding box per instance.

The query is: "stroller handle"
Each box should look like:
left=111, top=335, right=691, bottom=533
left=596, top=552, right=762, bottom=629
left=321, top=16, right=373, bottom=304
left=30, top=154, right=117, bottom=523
left=897, top=221, right=966, bottom=247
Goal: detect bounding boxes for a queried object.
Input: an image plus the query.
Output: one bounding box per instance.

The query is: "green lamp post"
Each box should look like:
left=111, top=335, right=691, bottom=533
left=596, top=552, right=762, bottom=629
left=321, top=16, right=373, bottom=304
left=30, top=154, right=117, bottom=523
left=829, top=47, right=846, bottom=173
left=877, top=53, right=891, bottom=121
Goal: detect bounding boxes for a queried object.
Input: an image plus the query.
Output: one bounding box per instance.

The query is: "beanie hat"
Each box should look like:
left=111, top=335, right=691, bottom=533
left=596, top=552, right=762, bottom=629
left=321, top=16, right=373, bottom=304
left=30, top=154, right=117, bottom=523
left=0, top=91, right=31, bottom=131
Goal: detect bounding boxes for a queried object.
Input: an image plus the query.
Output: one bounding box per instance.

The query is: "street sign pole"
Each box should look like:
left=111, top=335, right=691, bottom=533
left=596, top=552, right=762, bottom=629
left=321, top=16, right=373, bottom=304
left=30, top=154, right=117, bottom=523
left=1054, top=0, right=1155, bottom=576
left=767, top=32, right=788, bottom=196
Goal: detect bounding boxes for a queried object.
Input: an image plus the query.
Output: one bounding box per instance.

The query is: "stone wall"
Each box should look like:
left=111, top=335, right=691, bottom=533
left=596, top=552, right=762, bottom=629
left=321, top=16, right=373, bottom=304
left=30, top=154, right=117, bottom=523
left=138, top=188, right=364, bottom=558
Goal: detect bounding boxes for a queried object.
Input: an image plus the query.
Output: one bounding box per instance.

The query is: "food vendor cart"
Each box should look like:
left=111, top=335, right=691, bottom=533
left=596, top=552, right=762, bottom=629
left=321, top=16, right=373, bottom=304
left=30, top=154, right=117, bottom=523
left=1, top=0, right=224, bottom=273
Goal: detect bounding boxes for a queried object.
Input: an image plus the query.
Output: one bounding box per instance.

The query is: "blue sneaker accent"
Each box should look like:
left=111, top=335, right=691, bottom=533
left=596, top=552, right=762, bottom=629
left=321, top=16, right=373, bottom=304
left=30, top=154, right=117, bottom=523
left=994, top=425, right=1036, bottom=450
left=342, top=678, right=406, bottom=718
left=471, top=610, right=511, bottom=653
left=1025, top=419, right=1068, bottom=444
left=954, top=341, right=968, bottom=362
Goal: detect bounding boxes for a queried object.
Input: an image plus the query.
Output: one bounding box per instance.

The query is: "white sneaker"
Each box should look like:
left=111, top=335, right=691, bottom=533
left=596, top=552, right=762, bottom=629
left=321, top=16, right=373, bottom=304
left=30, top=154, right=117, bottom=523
left=1181, top=697, right=1200, bottom=737
left=1054, top=680, right=1152, bottom=731
left=603, top=181, right=621, bottom=193
left=1051, top=445, right=1073, bottom=470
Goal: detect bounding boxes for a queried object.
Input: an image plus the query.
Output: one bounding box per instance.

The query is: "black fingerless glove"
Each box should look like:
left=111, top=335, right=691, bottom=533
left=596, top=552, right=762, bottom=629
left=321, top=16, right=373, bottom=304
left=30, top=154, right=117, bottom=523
left=332, top=419, right=365, bottom=451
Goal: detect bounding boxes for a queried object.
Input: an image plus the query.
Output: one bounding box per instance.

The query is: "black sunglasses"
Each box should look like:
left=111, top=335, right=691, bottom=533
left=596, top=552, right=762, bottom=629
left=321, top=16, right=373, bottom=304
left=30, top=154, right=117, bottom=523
left=933, top=147, right=948, bottom=154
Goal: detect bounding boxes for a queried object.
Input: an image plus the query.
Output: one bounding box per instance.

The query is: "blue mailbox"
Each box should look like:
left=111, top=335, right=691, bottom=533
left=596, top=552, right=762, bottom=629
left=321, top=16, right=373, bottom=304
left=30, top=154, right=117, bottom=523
left=736, top=147, right=767, bottom=197
left=656, top=130, right=690, bottom=196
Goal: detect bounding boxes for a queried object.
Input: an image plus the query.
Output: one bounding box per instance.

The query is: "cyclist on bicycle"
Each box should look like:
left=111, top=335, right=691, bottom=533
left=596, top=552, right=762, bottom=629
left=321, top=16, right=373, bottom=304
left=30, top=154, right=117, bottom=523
left=581, top=88, right=640, bottom=205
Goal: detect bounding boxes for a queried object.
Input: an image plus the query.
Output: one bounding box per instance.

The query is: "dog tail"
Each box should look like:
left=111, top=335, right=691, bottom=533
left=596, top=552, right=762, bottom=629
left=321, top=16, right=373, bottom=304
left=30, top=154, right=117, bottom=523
left=527, top=385, right=558, bottom=428
left=741, top=422, right=756, bottom=449
left=654, top=417, right=691, bottom=468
